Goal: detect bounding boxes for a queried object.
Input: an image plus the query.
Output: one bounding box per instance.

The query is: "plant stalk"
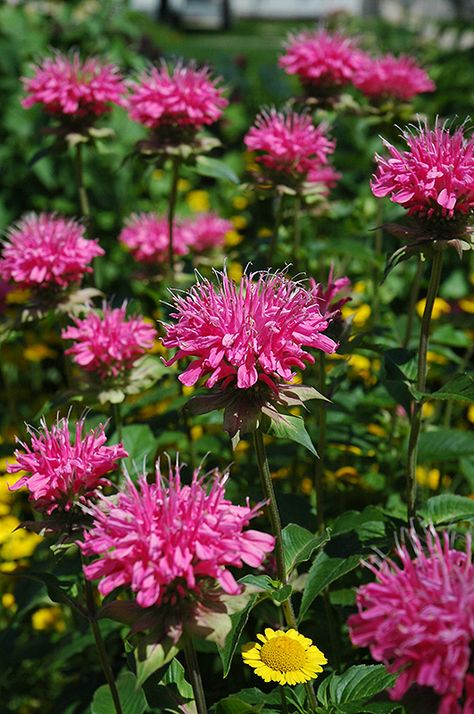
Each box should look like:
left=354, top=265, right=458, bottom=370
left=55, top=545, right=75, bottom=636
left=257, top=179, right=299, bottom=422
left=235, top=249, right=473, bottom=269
left=402, top=258, right=424, bottom=348
left=292, top=193, right=302, bottom=272
left=112, top=403, right=123, bottom=443
left=268, top=192, right=284, bottom=265
left=74, top=143, right=91, bottom=228
left=252, top=429, right=318, bottom=714
left=279, top=686, right=289, bottom=714
left=406, top=250, right=444, bottom=520
left=314, top=353, right=326, bottom=534
left=84, top=577, right=123, bottom=714
left=183, top=638, right=208, bottom=714
left=167, top=156, right=181, bottom=280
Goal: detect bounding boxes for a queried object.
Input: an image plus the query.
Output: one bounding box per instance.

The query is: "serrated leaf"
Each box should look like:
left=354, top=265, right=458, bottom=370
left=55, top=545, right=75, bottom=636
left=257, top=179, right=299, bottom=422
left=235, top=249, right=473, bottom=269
left=417, top=428, right=474, bottom=461
left=195, top=156, right=239, bottom=183
left=265, top=412, right=318, bottom=456
left=91, top=671, right=147, bottom=714
left=419, top=494, right=474, bottom=525
left=430, top=372, right=474, bottom=403
left=317, top=665, right=396, bottom=709
left=298, top=552, right=361, bottom=622
left=282, top=524, right=330, bottom=576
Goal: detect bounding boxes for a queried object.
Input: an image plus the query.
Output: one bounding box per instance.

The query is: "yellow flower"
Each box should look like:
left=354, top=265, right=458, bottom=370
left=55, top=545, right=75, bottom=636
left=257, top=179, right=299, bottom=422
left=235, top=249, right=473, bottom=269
left=416, top=297, right=450, bottom=320
left=426, top=351, right=448, bottom=365
left=152, top=169, right=164, bottom=180
left=224, top=229, right=243, bottom=247
left=23, top=343, right=57, bottom=362
left=342, top=303, right=371, bottom=327
left=468, top=405, right=474, bottom=424
left=257, top=227, right=272, bottom=239
left=234, top=439, right=250, bottom=454
left=271, top=466, right=290, bottom=481
left=422, top=401, right=435, bottom=418
left=353, top=281, right=367, bottom=294
left=459, top=297, right=474, bottom=314
left=31, top=606, right=66, bottom=633
left=186, top=190, right=210, bottom=213
left=227, top=262, right=243, bottom=282
left=231, top=215, right=247, bottom=230
left=300, top=477, right=313, bottom=495
left=177, top=178, right=190, bottom=191
left=2, top=592, right=15, bottom=610
left=367, top=423, right=386, bottom=438
left=416, top=466, right=441, bottom=490
left=1, top=527, right=42, bottom=562
left=242, top=628, right=327, bottom=685
left=190, top=425, right=204, bottom=441
left=232, top=196, right=248, bottom=210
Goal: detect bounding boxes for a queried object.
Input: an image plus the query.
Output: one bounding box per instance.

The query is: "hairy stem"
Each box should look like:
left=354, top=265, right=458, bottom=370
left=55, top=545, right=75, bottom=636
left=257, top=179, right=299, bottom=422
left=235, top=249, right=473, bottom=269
left=406, top=250, right=444, bottom=520
left=183, top=638, right=208, bottom=714
left=402, top=258, right=424, bottom=348
left=74, top=143, right=91, bottom=228
left=84, top=577, right=123, bottom=714
left=167, top=156, right=181, bottom=280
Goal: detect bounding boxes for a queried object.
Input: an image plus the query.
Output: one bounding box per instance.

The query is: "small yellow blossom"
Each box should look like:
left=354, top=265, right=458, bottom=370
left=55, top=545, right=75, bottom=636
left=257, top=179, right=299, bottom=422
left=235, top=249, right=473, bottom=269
left=231, top=215, right=247, bottom=230
left=232, top=196, right=248, bottom=210
left=426, top=351, right=448, bottom=365
left=300, top=477, right=313, bottom=495
left=23, top=344, right=57, bottom=362
left=416, top=297, right=450, bottom=320
left=224, top=229, right=243, bottom=247
left=342, top=303, right=371, bottom=328
left=468, top=405, right=474, bottom=424
left=257, top=227, right=272, bottom=239
left=186, top=190, right=210, bottom=213
left=367, top=423, right=386, bottom=438
left=1, top=527, right=43, bottom=562
left=2, top=592, right=16, bottom=610
left=353, top=281, right=367, bottom=294
left=459, top=296, right=474, bottom=314
left=271, top=467, right=290, bottom=481
left=242, top=628, right=327, bottom=685
left=177, top=178, right=190, bottom=191
left=422, top=402, right=435, bottom=418
left=234, top=439, right=250, bottom=454
left=31, top=606, right=66, bottom=633
left=228, top=262, right=243, bottom=282
left=152, top=169, right=164, bottom=180
left=190, top=425, right=204, bottom=441
left=416, top=466, right=441, bottom=490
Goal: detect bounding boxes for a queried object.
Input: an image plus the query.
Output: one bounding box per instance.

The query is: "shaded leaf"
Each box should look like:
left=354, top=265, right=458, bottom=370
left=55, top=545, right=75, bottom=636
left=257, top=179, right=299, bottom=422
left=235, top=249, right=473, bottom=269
left=219, top=593, right=259, bottom=677
left=417, top=428, right=474, bottom=462
left=264, top=410, right=318, bottom=456
left=430, top=372, right=474, bottom=403
left=194, top=155, right=239, bottom=183
left=91, top=671, right=147, bottom=714
left=420, top=494, right=474, bottom=525
left=298, top=552, right=361, bottom=622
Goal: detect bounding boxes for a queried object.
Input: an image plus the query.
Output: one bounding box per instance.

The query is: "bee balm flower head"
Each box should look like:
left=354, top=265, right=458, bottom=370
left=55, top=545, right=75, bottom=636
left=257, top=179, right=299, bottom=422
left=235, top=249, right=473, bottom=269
left=162, top=269, right=338, bottom=392
left=180, top=213, right=233, bottom=253
left=348, top=528, right=474, bottom=714
left=0, top=213, right=104, bottom=290
left=7, top=416, right=128, bottom=515
left=119, top=213, right=188, bottom=264
left=81, top=461, right=275, bottom=608
left=22, top=51, right=125, bottom=123
left=127, top=60, right=227, bottom=139
left=354, top=54, right=435, bottom=102
left=62, top=304, right=157, bottom=379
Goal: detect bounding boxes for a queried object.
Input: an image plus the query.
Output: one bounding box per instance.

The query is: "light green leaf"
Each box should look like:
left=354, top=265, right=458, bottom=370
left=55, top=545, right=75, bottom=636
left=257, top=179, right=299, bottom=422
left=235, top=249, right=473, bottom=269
left=135, top=637, right=180, bottom=687
left=110, top=424, right=157, bottom=471
left=266, top=412, right=318, bottom=456
left=417, top=428, right=474, bottom=461
left=420, top=494, right=474, bottom=525
left=317, top=665, right=396, bottom=709
left=219, top=593, right=259, bottom=677
left=430, top=372, right=474, bottom=403
left=195, top=156, right=239, bottom=183
left=298, top=552, right=361, bottom=622
left=91, top=671, right=147, bottom=714
left=282, top=524, right=330, bottom=576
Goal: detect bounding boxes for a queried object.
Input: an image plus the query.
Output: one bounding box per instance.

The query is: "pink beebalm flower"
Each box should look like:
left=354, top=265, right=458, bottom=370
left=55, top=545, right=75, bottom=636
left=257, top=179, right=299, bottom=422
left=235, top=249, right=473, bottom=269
left=354, top=54, right=435, bottom=102
left=22, top=51, right=125, bottom=120
left=119, top=213, right=188, bottom=264
left=348, top=528, right=474, bottom=714
left=81, top=461, right=275, bottom=608
left=310, top=266, right=351, bottom=318
left=180, top=213, right=233, bottom=252
left=127, top=61, right=228, bottom=132
left=244, top=109, right=336, bottom=186
left=62, top=304, right=157, bottom=379
left=162, top=270, right=339, bottom=391
left=0, top=213, right=104, bottom=290
left=7, top=416, right=128, bottom=515
left=279, top=29, right=366, bottom=92
left=372, top=121, right=474, bottom=219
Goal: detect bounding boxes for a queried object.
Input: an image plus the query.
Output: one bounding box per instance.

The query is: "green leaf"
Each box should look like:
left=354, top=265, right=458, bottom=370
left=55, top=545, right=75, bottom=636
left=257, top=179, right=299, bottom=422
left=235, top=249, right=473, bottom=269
left=211, top=688, right=280, bottom=714
left=111, top=424, right=157, bottom=471
left=420, top=494, right=474, bottom=525
left=194, top=156, right=239, bottom=183
left=298, top=552, right=361, bottom=622
left=134, top=636, right=180, bottom=687
left=417, top=428, right=474, bottom=461
left=7, top=571, right=86, bottom=618
left=282, top=524, right=330, bottom=576
left=331, top=507, right=385, bottom=541
left=219, top=593, right=259, bottom=677
left=91, top=671, right=147, bottom=714
left=317, top=665, right=396, bottom=709
left=430, top=372, right=474, bottom=403
left=265, top=411, right=318, bottom=456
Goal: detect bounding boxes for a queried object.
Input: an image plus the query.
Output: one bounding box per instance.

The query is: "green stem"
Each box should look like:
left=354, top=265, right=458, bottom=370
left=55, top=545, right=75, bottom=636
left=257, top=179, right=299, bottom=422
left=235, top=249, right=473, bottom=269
left=183, top=638, right=208, bottom=714
left=112, top=403, right=123, bottom=443
left=372, top=202, right=384, bottom=325
left=74, top=143, right=91, bottom=227
left=292, top=194, right=302, bottom=272
left=252, top=429, right=317, bottom=714
left=279, top=686, right=289, bottom=714
left=167, top=156, right=181, bottom=280
left=84, top=578, right=123, bottom=714
left=402, top=258, right=424, bottom=348
left=314, top=353, right=326, bottom=534
left=406, top=250, right=444, bottom=520
left=269, top=192, right=284, bottom=266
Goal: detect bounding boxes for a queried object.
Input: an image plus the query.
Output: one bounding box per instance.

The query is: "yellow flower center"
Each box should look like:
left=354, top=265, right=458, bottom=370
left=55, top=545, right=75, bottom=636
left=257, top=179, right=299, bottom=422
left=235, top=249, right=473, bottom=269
left=260, top=636, right=307, bottom=672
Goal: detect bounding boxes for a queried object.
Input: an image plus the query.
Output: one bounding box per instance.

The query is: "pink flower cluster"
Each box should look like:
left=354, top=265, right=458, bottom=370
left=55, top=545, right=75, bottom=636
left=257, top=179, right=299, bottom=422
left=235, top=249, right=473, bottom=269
left=22, top=52, right=125, bottom=119
left=0, top=213, right=104, bottom=290
left=81, top=462, right=275, bottom=608
left=279, top=29, right=366, bottom=90
left=8, top=417, right=127, bottom=515
left=310, top=267, right=351, bottom=318
left=127, top=62, right=228, bottom=130
left=354, top=54, right=435, bottom=102
left=244, top=109, right=337, bottom=187
left=119, top=213, right=188, bottom=264
left=162, top=270, right=338, bottom=391
left=348, top=529, right=474, bottom=714
left=372, top=123, right=474, bottom=218
left=62, top=305, right=156, bottom=379
left=180, top=213, right=233, bottom=252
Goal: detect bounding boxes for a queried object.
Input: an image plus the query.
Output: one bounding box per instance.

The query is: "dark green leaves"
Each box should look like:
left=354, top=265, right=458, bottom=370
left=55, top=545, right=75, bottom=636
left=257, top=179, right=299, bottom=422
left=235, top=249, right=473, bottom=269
left=298, top=552, right=361, bottom=622
left=316, top=665, right=398, bottom=714
left=91, top=671, right=147, bottom=714
left=282, top=524, right=330, bottom=576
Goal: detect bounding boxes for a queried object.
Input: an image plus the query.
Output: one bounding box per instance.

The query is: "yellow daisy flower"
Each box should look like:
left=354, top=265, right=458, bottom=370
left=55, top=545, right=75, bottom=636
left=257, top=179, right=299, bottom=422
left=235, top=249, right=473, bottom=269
left=241, top=628, right=327, bottom=686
